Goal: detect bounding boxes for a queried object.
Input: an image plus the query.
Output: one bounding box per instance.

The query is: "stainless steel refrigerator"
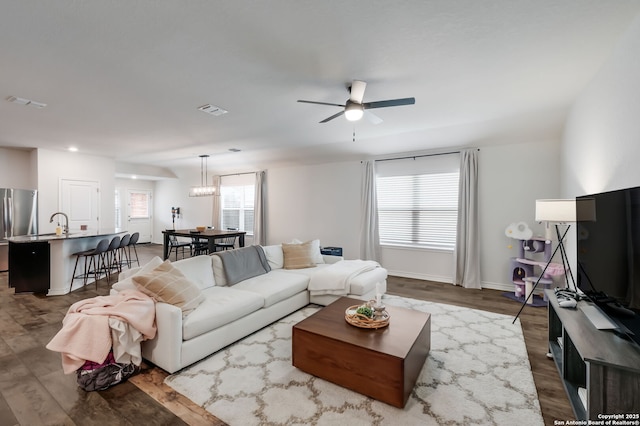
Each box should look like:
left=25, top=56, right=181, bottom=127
left=0, top=188, right=38, bottom=272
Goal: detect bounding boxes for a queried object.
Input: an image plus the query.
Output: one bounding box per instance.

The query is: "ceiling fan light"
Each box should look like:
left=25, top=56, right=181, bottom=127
left=345, top=103, right=364, bottom=121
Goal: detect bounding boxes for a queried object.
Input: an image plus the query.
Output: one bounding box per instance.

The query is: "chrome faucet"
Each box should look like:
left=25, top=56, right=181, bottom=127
left=49, top=212, right=69, bottom=235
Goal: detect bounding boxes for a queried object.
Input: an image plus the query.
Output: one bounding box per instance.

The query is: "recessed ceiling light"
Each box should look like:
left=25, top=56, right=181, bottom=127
left=68, top=146, right=78, bottom=152
left=229, top=148, right=241, bottom=152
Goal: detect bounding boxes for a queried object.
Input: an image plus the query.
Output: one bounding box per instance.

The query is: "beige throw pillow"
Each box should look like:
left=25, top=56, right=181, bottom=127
left=282, top=241, right=316, bottom=269
left=132, top=260, right=205, bottom=316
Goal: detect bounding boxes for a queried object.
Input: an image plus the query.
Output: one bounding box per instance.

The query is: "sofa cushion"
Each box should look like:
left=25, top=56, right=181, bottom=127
left=182, top=286, right=264, bottom=340
left=232, top=269, right=309, bottom=308
left=261, top=244, right=284, bottom=270
left=212, top=246, right=271, bottom=285
left=210, top=254, right=227, bottom=286
left=171, top=255, right=215, bottom=290
left=132, top=260, right=205, bottom=316
left=282, top=241, right=316, bottom=269
left=348, top=267, right=388, bottom=296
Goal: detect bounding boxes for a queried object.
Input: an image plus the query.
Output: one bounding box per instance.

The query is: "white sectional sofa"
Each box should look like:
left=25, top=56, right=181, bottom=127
left=111, top=243, right=387, bottom=373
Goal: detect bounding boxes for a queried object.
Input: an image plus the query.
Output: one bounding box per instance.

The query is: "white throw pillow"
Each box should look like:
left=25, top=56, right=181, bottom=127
left=261, top=244, right=284, bottom=269
left=309, top=239, right=324, bottom=264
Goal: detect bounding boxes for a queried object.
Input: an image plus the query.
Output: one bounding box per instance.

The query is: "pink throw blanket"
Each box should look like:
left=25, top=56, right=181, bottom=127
left=46, top=289, right=156, bottom=374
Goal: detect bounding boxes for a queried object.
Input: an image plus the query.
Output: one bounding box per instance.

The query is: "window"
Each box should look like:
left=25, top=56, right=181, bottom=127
left=220, top=175, right=255, bottom=234
left=128, top=191, right=151, bottom=219
left=376, top=155, right=459, bottom=250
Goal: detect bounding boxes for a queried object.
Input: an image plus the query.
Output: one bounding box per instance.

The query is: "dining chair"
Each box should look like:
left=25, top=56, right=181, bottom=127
left=168, top=235, right=191, bottom=260
left=191, top=236, right=209, bottom=256
left=213, top=228, right=238, bottom=251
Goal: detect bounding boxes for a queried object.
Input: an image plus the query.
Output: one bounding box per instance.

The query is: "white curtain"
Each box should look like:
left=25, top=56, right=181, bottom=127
left=454, top=149, right=481, bottom=289
left=211, top=175, right=221, bottom=229
left=253, top=170, right=267, bottom=245
left=360, top=160, right=381, bottom=261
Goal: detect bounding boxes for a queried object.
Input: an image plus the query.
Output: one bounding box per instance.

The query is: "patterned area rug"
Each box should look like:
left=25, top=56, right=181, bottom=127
left=165, top=295, right=544, bottom=425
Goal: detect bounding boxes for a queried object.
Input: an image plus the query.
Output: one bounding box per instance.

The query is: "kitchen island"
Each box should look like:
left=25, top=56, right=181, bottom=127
left=8, top=229, right=126, bottom=296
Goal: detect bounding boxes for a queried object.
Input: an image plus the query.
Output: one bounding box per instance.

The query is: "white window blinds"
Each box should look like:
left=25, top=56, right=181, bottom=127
left=220, top=174, right=255, bottom=233
left=376, top=154, right=459, bottom=250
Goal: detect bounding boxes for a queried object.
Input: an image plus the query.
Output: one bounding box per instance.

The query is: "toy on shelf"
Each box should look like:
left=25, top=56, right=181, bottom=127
left=505, top=222, right=564, bottom=304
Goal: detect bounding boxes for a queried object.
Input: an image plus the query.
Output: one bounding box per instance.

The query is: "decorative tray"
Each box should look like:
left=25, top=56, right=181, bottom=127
left=345, top=304, right=390, bottom=329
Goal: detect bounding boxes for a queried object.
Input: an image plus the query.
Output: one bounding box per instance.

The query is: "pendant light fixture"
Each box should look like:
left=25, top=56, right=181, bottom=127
left=189, top=155, right=216, bottom=197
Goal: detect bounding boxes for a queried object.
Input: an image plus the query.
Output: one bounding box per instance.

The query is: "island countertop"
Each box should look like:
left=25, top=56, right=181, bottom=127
left=8, top=229, right=127, bottom=295
left=8, top=228, right=125, bottom=243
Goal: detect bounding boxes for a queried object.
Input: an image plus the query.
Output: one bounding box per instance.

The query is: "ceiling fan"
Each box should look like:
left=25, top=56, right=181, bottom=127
left=298, top=80, right=415, bottom=124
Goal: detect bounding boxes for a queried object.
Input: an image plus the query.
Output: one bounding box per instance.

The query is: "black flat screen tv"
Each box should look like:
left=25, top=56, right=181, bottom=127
left=576, top=186, right=640, bottom=344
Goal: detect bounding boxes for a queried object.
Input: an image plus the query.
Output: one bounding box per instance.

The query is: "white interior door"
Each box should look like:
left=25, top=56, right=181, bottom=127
left=127, top=189, right=152, bottom=243
left=60, top=179, right=100, bottom=231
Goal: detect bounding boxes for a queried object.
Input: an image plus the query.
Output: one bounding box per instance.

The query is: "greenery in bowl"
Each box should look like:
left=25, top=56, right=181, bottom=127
left=356, top=305, right=374, bottom=318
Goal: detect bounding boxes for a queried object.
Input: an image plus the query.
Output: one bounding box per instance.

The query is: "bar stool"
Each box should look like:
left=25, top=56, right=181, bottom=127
left=70, top=238, right=110, bottom=289
left=116, top=233, right=131, bottom=271
left=105, top=236, right=121, bottom=280
left=128, top=232, right=140, bottom=267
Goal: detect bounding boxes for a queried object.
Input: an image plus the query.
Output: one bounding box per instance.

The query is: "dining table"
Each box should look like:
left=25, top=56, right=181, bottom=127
left=162, top=228, right=246, bottom=260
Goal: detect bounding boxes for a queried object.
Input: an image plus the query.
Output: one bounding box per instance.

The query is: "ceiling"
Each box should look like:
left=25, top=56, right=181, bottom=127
left=1, top=1, right=639, bottom=175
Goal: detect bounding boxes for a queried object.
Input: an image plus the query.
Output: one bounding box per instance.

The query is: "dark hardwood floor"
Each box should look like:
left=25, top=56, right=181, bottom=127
left=0, top=243, right=572, bottom=425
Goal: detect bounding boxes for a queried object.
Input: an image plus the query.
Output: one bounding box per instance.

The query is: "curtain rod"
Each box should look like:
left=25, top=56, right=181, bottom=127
left=374, top=148, right=479, bottom=163
left=218, top=171, right=257, bottom=178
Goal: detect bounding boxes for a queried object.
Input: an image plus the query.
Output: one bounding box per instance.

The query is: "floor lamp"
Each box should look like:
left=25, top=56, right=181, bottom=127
left=513, top=199, right=577, bottom=323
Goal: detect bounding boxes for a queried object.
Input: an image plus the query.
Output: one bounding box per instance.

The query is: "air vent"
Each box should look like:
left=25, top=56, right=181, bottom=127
left=229, top=148, right=241, bottom=152
left=197, top=104, right=228, bottom=116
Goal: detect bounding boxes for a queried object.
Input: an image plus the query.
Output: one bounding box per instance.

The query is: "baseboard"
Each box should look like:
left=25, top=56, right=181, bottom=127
left=482, top=281, right=545, bottom=295
left=387, top=273, right=543, bottom=295
left=386, top=270, right=453, bottom=284
left=481, top=281, right=515, bottom=292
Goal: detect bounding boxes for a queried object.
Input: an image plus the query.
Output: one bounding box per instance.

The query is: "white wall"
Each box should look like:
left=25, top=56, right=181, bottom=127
left=479, top=141, right=561, bottom=290
left=0, top=147, right=36, bottom=189
left=153, top=166, right=216, bottom=244
left=265, top=144, right=561, bottom=290
left=561, top=15, right=640, bottom=268
left=267, top=162, right=361, bottom=256
left=562, top=15, right=640, bottom=198
left=36, top=149, right=116, bottom=234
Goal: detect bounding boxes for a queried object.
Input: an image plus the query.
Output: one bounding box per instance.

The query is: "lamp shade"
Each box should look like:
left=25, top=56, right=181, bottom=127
left=535, top=199, right=576, bottom=223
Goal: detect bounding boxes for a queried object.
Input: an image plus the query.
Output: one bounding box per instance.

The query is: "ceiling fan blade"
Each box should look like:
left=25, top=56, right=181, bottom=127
left=349, top=80, right=367, bottom=104
left=364, top=110, right=383, bottom=125
left=297, top=100, right=345, bottom=107
left=320, top=110, right=345, bottom=123
left=363, top=97, right=416, bottom=109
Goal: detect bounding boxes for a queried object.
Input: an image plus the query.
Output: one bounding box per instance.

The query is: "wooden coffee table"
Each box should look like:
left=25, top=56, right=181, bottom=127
left=292, top=296, right=431, bottom=408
